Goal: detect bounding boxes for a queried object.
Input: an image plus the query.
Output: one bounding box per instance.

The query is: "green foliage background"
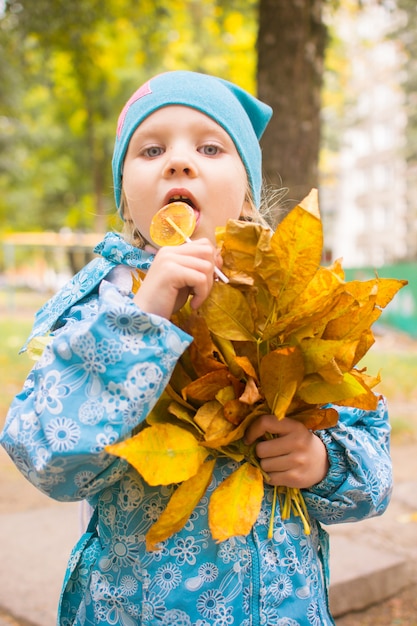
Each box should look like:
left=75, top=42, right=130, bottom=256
left=0, top=0, right=258, bottom=234
left=1, top=0, right=415, bottom=240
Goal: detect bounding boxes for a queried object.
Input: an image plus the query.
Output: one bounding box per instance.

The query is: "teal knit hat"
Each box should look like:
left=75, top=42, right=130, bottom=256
left=112, top=70, right=272, bottom=214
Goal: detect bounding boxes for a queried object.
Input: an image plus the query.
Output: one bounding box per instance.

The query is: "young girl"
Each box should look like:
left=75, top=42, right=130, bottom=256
left=0, top=71, right=392, bottom=626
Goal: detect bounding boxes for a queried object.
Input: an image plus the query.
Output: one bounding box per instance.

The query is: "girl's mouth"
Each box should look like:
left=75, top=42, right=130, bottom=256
left=165, top=194, right=200, bottom=227
left=167, top=194, right=195, bottom=208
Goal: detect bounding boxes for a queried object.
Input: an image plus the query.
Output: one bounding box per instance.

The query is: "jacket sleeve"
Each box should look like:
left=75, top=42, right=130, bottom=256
left=0, top=280, right=192, bottom=502
left=302, top=398, right=392, bottom=524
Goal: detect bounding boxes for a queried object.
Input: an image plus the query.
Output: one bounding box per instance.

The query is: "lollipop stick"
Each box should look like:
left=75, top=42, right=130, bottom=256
left=165, top=216, right=229, bottom=284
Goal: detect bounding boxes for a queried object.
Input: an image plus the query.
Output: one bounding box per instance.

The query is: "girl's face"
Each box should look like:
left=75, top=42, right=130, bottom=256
left=122, top=106, right=249, bottom=245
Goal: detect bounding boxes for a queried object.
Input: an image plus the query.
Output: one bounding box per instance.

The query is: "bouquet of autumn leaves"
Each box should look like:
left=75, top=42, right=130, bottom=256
left=106, top=189, right=407, bottom=551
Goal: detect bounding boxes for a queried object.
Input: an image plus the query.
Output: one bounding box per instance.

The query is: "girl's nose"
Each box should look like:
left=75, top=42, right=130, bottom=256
left=163, top=150, right=197, bottom=178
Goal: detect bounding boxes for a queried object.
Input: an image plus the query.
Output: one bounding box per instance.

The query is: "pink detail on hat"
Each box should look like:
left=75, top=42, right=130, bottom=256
left=116, top=81, right=152, bottom=138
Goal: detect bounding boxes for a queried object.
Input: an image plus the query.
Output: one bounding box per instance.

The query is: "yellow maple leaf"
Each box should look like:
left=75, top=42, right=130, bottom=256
left=374, top=277, right=408, bottom=308
left=146, top=459, right=216, bottom=551
left=299, top=337, right=359, bottom=376
left=106, top=423, right=209, bottom=486
left=194, top=400, right=235, bottom=441
left=335, top=369, right=381, bottom=411
left=297, top=371, right=367, bottom=405
left=200, top=405, right=268, bottom=450
left=261, top=265, right=344, bottom=341
left=110, top=189, right=408, bottom=548
left=221, top=219, right=268, bottom=277
left=267, top=190, right=323, bottom=305
left=199, top=282, right=256, bottom=341
left=209, top=462, right=264, bottom=542
left=26, top=334, right=52, bottom=361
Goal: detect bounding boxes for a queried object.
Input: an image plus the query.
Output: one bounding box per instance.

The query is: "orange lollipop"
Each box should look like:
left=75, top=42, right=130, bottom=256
left=150, top=202, right=196, bottom=247
left=149, top=201, right=229, bottom=283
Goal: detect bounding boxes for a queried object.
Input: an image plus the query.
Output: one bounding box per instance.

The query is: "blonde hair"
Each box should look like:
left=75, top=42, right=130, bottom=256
left=120, top=183, right=285, bottom=249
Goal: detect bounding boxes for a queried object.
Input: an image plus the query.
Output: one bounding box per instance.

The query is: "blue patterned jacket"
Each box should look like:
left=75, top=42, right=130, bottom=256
left=0, top=233, right=392, bottom=626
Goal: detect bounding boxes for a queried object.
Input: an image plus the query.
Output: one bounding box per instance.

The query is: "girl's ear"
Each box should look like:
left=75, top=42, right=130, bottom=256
left=240, top=194, right=256, bottom=221
left=120, top=189, right=132, bottom=221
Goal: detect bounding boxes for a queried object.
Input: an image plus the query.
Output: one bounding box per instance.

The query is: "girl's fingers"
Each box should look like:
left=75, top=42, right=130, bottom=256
left=133, top=239, right=218, bottom=318
left=244, top=414, right=291, bottom=445
left=244, top=415, right=329, bottom=488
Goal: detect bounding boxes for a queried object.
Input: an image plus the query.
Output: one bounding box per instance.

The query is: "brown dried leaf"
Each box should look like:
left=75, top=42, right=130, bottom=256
left=182, top=370, right=240, bottom=403
left=220, top=219, right=269, bottom=276
left=201, top=405, right=268, bottom=449
left=183, top=312, right=228, bottom=376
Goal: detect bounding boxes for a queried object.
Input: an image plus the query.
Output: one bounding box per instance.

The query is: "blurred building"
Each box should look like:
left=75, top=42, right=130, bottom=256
left=320, top=0, right=410, bottom=268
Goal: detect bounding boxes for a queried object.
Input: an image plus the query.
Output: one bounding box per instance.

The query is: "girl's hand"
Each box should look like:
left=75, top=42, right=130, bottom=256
left=244, top=415, right=329, bottom=488
left=134, top=238, right=222, bottom=319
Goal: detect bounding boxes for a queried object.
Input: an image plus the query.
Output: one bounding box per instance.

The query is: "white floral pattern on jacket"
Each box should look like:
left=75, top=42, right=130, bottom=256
left=0, top=232, right=392, bottom=626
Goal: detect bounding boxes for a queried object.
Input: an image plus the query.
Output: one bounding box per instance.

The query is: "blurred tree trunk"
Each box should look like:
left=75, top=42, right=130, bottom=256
left=257, top=0, right=327, bottom=211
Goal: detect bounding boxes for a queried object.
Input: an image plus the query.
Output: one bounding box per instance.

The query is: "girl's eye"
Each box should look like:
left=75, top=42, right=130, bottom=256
left=199, top=144, right=220, bottom=156
left=143, top=146, right=164, bottom=158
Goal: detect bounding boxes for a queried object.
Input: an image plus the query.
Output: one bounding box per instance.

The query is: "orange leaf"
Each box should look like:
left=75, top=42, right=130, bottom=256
left=146, top=459, right=216, bottom=551
left=317, top=359, right=344, bottom=384
left=235, top=356, right=259, bottom=381
left=223, top=399, right=251, bottom=425
left=209, top=462, right=264, bottom=542
left=290, top=407, right=339, bottom=431
left=182, top=370, right=240, bottom=403
left=260, top=346, right=305, bottom=418
left=183, top=311, right=228, bottom=376
left=210, top=336, right=244, bottom=378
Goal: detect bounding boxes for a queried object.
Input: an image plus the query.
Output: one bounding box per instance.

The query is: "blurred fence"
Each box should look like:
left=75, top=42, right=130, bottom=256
left=345, top=263, right=416, bottom=338
left=1, top=233, right=416, bottom=338
left=1, top=231, right=102, bottom=289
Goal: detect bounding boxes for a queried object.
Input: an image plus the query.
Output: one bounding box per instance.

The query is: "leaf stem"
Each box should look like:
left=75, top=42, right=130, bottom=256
left=268, top=486, right=277, bottom=539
